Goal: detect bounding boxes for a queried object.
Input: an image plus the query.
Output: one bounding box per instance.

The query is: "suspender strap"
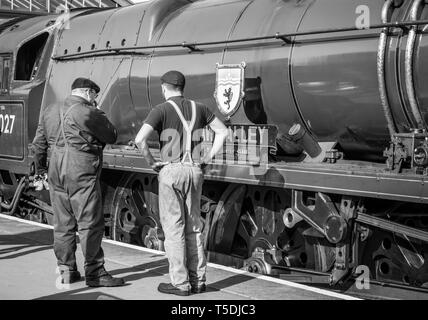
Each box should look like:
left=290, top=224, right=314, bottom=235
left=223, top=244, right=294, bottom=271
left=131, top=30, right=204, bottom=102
left=167, top=99, right=196, bottom=164
left=54, top=103, right=80, bottom=148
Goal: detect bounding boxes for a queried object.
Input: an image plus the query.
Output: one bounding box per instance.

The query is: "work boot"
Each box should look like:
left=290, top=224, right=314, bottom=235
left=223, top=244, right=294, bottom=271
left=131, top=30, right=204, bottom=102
left=191, top=283, right=206, bottom=294
left=85, top=269, right=125, bottom=287
left=157, top=283, right=190, bottom=296
left=61, top=270, right=82, bottom=284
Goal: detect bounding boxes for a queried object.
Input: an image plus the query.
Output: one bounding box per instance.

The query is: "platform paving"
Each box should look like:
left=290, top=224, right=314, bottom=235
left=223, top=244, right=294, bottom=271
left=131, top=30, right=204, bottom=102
left=0, top=214, right=359, bottom=300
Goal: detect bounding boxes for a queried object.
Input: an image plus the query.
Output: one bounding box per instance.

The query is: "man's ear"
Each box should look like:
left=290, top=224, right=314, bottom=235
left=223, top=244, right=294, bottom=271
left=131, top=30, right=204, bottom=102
left=161, top=84, right=166, bottom=98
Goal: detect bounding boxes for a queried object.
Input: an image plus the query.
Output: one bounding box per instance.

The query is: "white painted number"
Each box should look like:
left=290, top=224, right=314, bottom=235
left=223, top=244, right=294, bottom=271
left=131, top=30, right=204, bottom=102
left=0, top=114, right=16, bottom=134
left=9, top=115, right=15, bottom=134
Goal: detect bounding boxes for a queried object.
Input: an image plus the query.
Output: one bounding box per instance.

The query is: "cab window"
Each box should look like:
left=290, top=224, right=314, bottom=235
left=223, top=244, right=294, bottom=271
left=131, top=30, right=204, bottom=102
left=0, top=55, right=11, bottom=94
left=15, top=32, right=49, bottom=81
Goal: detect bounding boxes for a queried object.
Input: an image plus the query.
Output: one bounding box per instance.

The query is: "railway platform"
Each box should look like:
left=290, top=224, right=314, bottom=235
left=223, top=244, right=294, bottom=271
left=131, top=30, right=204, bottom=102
left=0, top=213, right=358, bottom=301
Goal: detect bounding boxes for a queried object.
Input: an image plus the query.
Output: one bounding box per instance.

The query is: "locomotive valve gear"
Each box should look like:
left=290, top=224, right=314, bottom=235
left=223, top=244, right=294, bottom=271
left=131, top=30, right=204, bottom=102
left=32, top=77, right=125, bottom=287
left=288, top=123, right=322, bottom=158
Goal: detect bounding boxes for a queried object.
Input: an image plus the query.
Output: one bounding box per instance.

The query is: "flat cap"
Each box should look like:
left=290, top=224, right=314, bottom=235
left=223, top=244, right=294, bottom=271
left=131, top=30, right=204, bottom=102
left=160, top=70, right=185, bottom=87
left=71, top=77, right=100, bottom=93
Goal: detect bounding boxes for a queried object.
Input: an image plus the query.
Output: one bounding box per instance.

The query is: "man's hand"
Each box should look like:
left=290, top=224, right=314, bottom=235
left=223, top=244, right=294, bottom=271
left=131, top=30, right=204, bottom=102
left=200, top=161, right=208, bottom=171
left=151, top=161, right=168, bottom=173
left=125, top=140, right=138, bottom=150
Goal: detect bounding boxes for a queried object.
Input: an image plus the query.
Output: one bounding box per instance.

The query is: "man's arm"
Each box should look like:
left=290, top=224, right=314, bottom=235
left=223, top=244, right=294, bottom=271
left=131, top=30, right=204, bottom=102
left=76, top=107, right=117, bottom=145
left=32, top=116, right=48, bottom=175
left=135, top=123, right=165, bottom=171
left=202, top=117, right=228, bottom=165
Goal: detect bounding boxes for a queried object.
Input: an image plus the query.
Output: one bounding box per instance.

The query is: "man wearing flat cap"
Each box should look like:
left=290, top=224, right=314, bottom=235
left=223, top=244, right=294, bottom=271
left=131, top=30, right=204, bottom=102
left=135, top=70, right=228, bottom=296
left=32, top=77, right=125, bottom=287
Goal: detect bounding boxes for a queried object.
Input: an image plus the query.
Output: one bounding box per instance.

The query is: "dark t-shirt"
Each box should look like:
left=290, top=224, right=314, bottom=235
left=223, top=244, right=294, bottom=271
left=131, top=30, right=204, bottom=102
left=144, top=96, right=215, bottom=163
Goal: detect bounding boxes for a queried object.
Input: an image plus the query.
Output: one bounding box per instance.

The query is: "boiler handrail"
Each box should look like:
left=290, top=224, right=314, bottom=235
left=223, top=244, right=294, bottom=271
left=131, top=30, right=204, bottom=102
left=52, top=19, right=428, bottom=61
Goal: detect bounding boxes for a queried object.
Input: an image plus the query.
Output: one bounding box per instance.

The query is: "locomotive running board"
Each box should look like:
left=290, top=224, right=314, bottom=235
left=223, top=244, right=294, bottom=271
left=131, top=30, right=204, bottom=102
left=102, top=146, right=428, bottom=205
left=356, top=212, right=428, bottom=243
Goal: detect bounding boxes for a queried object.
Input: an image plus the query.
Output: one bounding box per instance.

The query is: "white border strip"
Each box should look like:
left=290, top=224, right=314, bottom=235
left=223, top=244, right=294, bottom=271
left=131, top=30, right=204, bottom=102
left=203, top=263, right=361, bottom=300
left=0, top=213, right=54, bottom=229
left=0, top=213, right=360, bottom=300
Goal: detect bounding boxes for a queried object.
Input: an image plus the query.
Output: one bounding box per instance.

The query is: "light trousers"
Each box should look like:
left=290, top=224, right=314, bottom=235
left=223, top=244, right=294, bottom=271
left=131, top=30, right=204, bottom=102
left=158, top=163, right=206, bottom=290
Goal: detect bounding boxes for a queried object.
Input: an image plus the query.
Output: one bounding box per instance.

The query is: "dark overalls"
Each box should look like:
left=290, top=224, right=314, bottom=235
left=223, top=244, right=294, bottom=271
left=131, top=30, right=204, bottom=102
left=33, top=95, right=117, bottom=277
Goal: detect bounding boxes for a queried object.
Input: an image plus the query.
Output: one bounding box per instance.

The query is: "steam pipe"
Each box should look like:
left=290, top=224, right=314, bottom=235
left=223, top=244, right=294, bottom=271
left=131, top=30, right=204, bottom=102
left=0, top=177, right=26, bottom=215
left=20, top=199, right=54, bottom=215
left=377, top=0, right=398, bottom=137
left=405, top=0, right=426, bottom=129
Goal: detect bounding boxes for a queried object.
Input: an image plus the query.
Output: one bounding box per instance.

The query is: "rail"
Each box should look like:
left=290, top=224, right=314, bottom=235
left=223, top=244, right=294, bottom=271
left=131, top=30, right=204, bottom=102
left=52, top=19, right=428, bottom=61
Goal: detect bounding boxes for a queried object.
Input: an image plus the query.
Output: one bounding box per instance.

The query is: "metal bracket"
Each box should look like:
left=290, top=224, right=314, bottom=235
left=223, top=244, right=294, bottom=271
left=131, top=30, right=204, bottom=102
left=275, top=33, right=293, bottom=44
left=292, top=191, right=347, bottom=244
left=384, top=131, right=428, bottom=173
left=330, top=244, right=351, bottom=285
left=182, top=42, right=203, bottom=53
left=396, top=24, right=411, bottom=32
left=292, top=191, right=354, bottom=285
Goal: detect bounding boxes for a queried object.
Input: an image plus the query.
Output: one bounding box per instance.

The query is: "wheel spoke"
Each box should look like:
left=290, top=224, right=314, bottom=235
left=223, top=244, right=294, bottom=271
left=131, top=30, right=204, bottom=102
left=113, top=173, right=163, bottom=250
left=237, top=218, right=252, bottom=245
left=125, top=192, right=146, bottom=225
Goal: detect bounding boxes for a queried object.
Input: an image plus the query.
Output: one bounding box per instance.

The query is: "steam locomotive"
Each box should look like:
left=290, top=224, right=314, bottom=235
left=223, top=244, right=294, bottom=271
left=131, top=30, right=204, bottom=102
left=1, top=0, right=428, bottom=291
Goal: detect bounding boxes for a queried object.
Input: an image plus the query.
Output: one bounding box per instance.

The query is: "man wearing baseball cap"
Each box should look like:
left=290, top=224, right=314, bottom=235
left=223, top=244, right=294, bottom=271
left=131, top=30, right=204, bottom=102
left=135, top=70, right=228, bottom=296
left=32, top=77, right=125, bottom=287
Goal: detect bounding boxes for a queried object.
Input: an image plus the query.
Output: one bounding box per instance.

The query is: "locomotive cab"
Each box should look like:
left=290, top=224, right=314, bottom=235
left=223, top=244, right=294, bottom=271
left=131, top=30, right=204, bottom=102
left=0, top=15, right=57, bottom=172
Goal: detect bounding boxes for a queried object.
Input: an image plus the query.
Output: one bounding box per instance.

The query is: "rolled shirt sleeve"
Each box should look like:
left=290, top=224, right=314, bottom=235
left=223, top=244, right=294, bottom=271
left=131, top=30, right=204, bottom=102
left=201, top=104, right=215, bottom=126
left=144, top=107, right=163, bottom=132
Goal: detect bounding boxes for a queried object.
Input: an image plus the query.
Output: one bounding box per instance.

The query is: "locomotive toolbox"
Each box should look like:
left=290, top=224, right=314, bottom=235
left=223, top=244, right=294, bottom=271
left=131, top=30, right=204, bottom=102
left=2, top=0, right=428, bottom=297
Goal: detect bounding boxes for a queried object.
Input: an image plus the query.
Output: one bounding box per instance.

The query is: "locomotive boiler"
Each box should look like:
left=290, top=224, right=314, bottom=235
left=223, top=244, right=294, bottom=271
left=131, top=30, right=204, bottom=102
left=2, top=0, right=428, bottom=293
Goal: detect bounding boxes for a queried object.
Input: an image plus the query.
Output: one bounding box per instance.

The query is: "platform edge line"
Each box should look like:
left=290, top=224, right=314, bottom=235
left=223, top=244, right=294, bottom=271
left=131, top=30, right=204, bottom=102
left=0, top=214, right=360, bottom=300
